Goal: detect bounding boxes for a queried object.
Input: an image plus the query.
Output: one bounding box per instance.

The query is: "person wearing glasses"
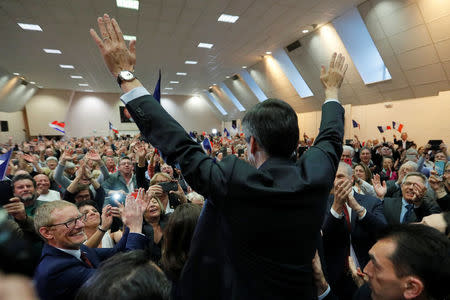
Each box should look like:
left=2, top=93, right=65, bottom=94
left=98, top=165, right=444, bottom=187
left=33, top=192, right=148, bottom=300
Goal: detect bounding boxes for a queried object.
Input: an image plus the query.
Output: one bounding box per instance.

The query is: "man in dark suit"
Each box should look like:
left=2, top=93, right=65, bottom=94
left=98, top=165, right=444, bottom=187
left=90, top=14, right=347, bottom=299
left=383, top=172, right=441, bottom=225
left=394, top=132, right=414, bottom=150
left=33, top=199, right=147, bottom=300
left=322, top=162, right=387, bottom=299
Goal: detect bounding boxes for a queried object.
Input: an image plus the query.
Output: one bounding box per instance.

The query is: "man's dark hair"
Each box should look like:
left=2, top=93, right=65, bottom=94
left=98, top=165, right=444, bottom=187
left=11, top=173, right=36, bottom=189
left=242, top=98, right=299, bottom=158
left=75, top=250, right=171, bottom=300
left=378, top=224, right=450, bottom=299
left=119, top=156, right=131, bottom=162
left=161, top=203, right=202, bottom=281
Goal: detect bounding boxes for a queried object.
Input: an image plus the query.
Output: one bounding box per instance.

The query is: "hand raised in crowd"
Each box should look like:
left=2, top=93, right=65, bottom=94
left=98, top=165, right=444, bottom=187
left=90, top=14, right=136, bottom=78
left=372, top=174, right=387, bottom=199
left=169, top=181, right=187, bottom=203
left=134, top=142, right=147, bottom=159
left=332, top=178, right=352, bottom=214
left=85, top=149, right=101, bottom=162
left=348, top=256, right=368, bottom=288
left=3, top=197, right=27, bottom=221
left=148, top=184, right=164, bottom=199
left=320, top=52, right=348, bottom=100
left=429, top=170, right=445, bottom=192
left=311, top=251, right=329, bottom=297
left=60, top=148, right=75, bottom=164
left=121, top=188, right=146, bottom=233
left=100, top=205, right=114, bottom=231
left=411, top=182, right=427, bottom=206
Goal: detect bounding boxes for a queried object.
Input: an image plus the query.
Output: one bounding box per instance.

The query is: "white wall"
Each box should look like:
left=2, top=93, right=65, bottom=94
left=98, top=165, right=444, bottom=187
left=24, top=89, right=222, bottom=138
left=0, top=111, right=26, bottom=143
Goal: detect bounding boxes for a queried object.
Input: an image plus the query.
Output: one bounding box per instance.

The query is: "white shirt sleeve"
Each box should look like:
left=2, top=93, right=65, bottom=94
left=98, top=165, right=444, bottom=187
left=120, top=87, right=151, bottom=105
left=318, top=285, right=331, bottom=300
left=323, top=98, right=341, bottom=104
left=330, top=207, right=343, bottom=219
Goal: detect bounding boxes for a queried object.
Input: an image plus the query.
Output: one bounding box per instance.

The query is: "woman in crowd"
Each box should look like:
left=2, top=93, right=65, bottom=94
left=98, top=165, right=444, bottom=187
left=76, top=200, right=122, bottom=248
left=142, top=194, right=170, bottom=264
left=379, top=156, right=397, bottom=182
left=161, top=203, right=202, bottom=298
left=352, top=163, right=377, bottom=197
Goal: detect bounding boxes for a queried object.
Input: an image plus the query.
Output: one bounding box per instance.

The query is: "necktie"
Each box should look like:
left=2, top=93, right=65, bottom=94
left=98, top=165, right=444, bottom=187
left=342, top=205, right=351, bottom=231
left=402, top=204, right=414, bottom=224
left=80, top=252, right=94, bottom=268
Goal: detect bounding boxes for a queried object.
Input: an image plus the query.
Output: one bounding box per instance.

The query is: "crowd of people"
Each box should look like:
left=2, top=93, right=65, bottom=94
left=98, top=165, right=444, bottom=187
left=0, top=14, right=449, bottom=300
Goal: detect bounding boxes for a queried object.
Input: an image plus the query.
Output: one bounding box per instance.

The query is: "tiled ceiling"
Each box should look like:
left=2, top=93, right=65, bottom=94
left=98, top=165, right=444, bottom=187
left=0, top=0, right=365, bottom=95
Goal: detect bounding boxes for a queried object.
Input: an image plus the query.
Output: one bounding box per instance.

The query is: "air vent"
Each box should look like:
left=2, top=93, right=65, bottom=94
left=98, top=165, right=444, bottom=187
left=232, top=74, right=239, bottom=80
left=286, top=40, right=301, bottom=52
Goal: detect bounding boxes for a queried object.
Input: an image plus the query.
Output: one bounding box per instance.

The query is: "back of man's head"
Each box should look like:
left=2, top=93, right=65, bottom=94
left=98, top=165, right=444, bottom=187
left=75, top=250, right=171, bottom=300
left=379, top=224, right=450, bottom=300
left=242, top=98, right=299, bottom=158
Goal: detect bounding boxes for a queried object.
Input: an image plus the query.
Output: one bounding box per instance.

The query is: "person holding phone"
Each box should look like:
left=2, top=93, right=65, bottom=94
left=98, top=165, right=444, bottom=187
left=429, top=162, right=450, bottom=211
left=148, top=172, right=186, bottom=214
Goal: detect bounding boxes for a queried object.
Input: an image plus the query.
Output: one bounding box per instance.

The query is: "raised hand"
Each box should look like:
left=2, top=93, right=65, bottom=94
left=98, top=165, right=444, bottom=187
left=320, top=53, right=348, bottom=100
left=332, top=178, right=352, bottom=214
left=85, top=149, right=101, bottom=162
left=411, top=182, right=426, bottom=206
left=3, top=197, right=27, bottom=221
left=348, top=256, right=368, bottom=288
left=122, top=188, right=146, bottom=233
left=372, top=174, right=387, bottom=199
left=429, top=171, right=444, bottom=192
left=100, top=205, right=113, bottom=231
left=90, top=14, right=136, bottom=77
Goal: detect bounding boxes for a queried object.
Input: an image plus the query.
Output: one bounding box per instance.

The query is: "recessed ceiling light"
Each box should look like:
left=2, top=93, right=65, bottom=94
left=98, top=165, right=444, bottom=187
left=265, top=51, right=272, bottom=55
left=78, top=83, right=89, bottom=86
left=169, top=81, right=179, bottom=84
left=84, top=90, right=94, bottom=92
left=13, top=73, right=20, bottom=76
left=37, top=85, right=43, bottom=88
left=30, top=81, right=36, bottom=84
left=43, top=48, right=62, bottom=54
left=60, top=64, right=74, bottom=69
left=218, top=14, right=239, bottom=23
left=18, top=23, right=42, bottom=31
left=198, top=42, right=214, bottom=49
left=162, top=92, right=169, bottom=95
left=176, top=72, right=187, bottom=76
left=123, top=35, right=136, bottom=41
left=226, top=76, right=230, bottom=79
left=302, top=29, right=309, bottom=33
left=185, top=60, right=198, bottom=64
left=165, top=87, right=173, bottom=90
left=242, top=66, right=247, bottom=69
left=116, top=0, right=139, bottom=10
left=70, top=75, right=83, bottom=79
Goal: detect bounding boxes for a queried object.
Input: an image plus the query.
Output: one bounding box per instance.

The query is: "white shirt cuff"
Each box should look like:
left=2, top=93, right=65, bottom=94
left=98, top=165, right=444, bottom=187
left=318, top=285, right=331, bottom=300
left=120, top=87, right=151, bottom=105
left=324, top=98, right=341, bottom=104
left=330, top=207, right=343, bottom=219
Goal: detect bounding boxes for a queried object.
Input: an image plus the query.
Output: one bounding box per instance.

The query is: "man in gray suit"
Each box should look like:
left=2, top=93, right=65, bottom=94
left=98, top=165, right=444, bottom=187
left=383, top=172, right=441, bottom=225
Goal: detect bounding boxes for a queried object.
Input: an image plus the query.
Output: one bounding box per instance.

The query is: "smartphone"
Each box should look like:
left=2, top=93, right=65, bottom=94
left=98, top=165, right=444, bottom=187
left=345, top=139, right=353, bottom=146
left=159, top=181, right=178, bottom=193
left=109, top=192, right=125, bottom=207
left=435, top=160, right=446, bottom=177
left=428, top=140, right=443, bottom=151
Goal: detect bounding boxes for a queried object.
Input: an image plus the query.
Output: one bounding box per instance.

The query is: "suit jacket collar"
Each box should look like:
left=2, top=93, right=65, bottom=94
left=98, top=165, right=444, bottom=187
left=258, top=156, right=293, bottom=171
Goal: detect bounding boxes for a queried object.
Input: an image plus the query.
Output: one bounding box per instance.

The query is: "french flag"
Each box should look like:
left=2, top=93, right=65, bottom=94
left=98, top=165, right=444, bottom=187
left=377, top=126, right=387, bottom=133
left=224, top=128, right=230, bottom=137
left=49, top=121, right=65, bottom=134
left=109, top=122, right=119, bottom=134
left=202, top=137, right=213, bottom=153
left=352, top=120, right=360, bottom=129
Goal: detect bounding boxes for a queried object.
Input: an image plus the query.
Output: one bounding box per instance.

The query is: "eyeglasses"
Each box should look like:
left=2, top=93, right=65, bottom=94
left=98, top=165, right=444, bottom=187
left=47, top=213, right=87, bottom=229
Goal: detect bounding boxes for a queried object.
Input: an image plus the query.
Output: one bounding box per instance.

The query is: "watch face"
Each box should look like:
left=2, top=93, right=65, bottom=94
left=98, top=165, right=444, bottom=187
left=120, top=71, right=134, bottom=81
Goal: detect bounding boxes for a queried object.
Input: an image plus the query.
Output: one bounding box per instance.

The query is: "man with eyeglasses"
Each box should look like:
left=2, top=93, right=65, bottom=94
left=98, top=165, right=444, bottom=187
left=383, top=172, right=441, bottom=225
left=103, top=156, right=137, bottom=198
left=33, top=198, right=147, bottom=300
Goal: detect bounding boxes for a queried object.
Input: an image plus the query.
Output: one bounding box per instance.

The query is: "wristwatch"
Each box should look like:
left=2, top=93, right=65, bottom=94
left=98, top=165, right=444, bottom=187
left=117, top=70, right=136, bottom=87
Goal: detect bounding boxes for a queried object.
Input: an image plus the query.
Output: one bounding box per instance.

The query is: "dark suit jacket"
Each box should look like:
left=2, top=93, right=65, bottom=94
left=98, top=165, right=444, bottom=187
left=383, top=197, right=441, bottom=225
left=126, top=93, right=344, bottom=299
left=394, top=138, right=414, bottom=150
left=322, top=193, right=387, bottom=298
left=33, top=228, right=147, bottom=300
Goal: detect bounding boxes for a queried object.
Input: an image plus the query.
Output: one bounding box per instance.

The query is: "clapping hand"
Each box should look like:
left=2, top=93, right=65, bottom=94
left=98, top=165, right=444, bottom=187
left=372, top=174, right=387, bottom=199
left=411, top=182, right=426, bottom=206
left=100, top=205, right=113, bottom=231
left=332, top=178, right=352, bottom=214
left=121, top=188, right=146, bottom=233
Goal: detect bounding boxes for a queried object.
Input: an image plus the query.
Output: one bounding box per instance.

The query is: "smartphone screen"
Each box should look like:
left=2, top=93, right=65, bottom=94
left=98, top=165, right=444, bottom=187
left=435, top=160, right=445, bottom=177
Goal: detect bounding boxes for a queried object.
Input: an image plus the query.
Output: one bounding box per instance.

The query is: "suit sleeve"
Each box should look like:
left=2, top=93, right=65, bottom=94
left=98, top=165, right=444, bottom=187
left=414, top=195, right=442, bottom=221
left=297, top=102, right=345, bottom=189
left=357, top=200, right=387, bottom=237
left=125, top=95, right=230, bottom=203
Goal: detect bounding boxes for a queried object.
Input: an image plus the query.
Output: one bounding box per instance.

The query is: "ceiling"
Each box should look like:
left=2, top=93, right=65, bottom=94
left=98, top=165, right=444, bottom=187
left=0, top=0, right=367, bottom=95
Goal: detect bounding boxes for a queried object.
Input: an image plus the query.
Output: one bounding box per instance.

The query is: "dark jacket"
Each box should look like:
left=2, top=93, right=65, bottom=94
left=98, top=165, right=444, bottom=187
left=383, top=196, right=441, bottom=224
left=125, top=92, right=344, bottom=300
